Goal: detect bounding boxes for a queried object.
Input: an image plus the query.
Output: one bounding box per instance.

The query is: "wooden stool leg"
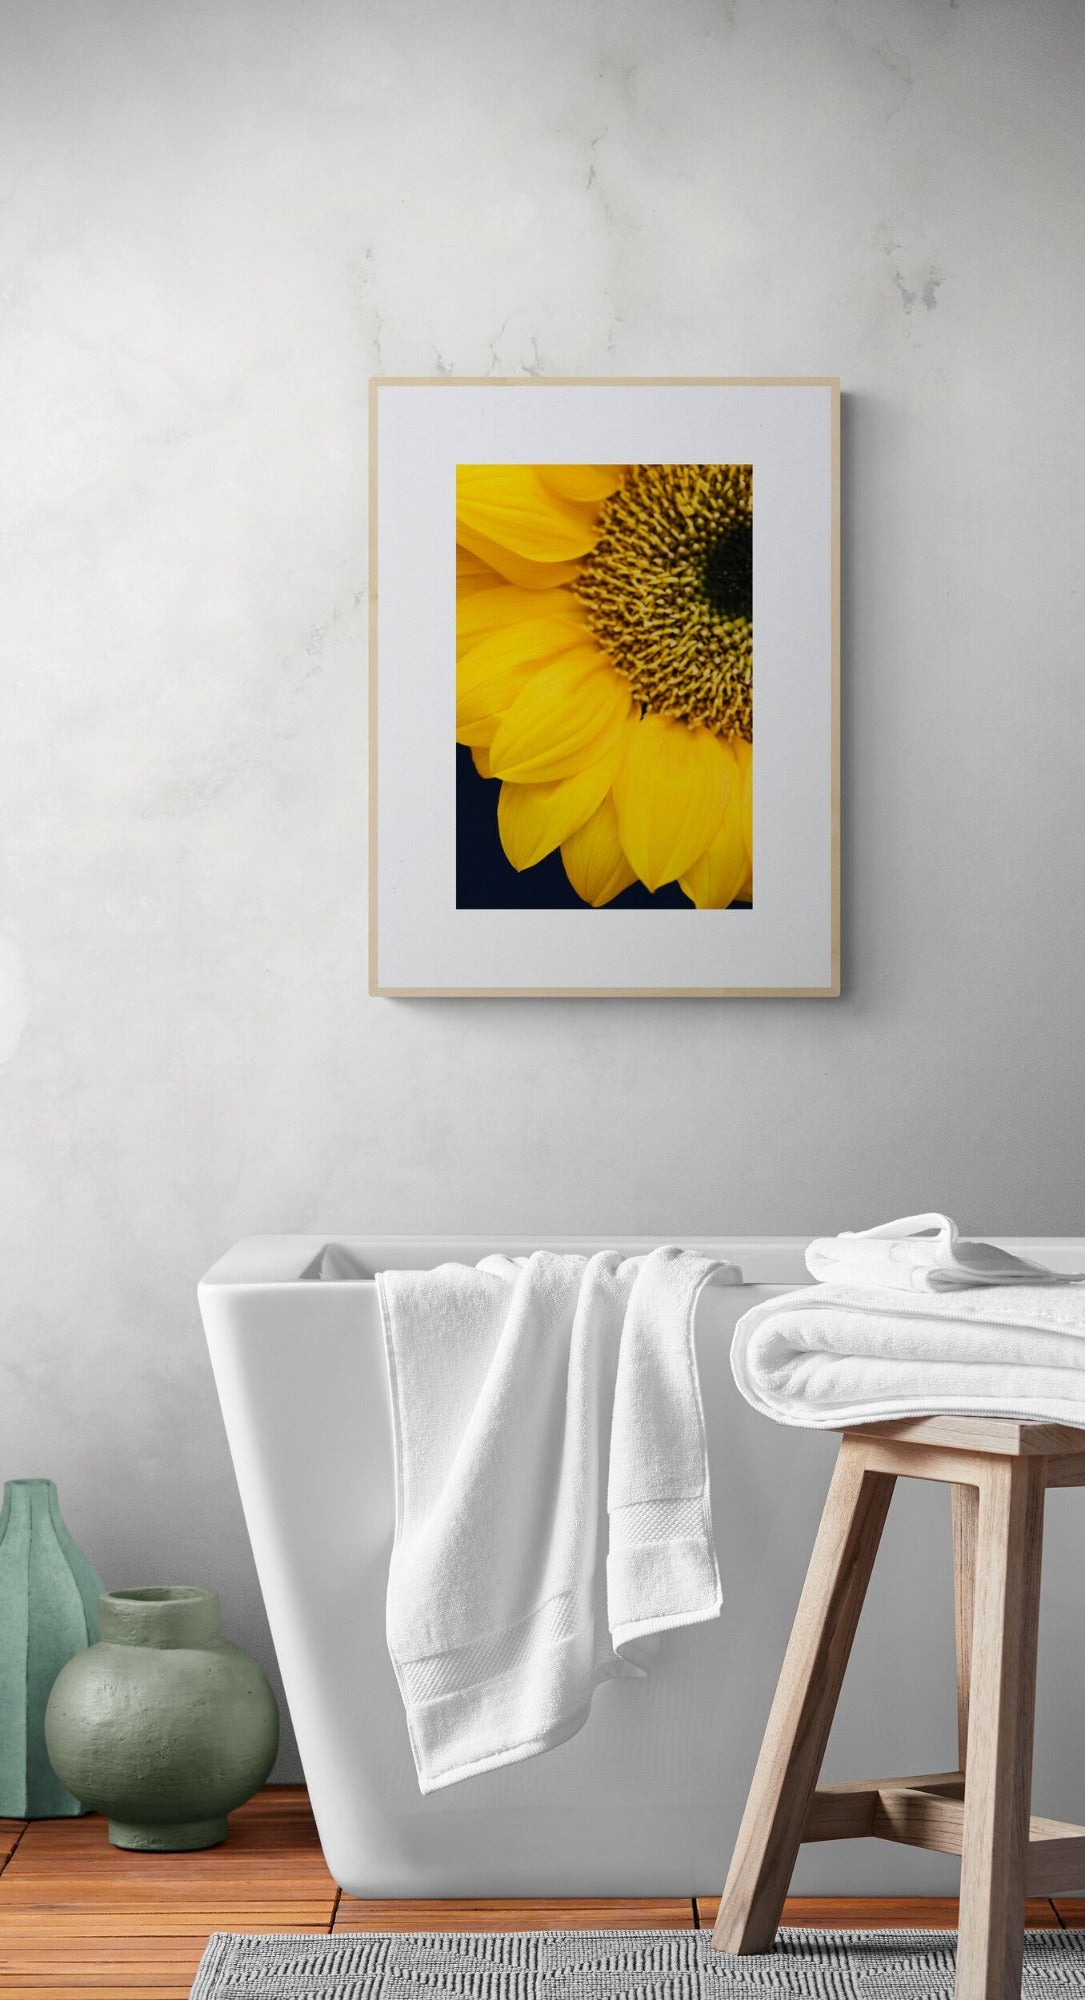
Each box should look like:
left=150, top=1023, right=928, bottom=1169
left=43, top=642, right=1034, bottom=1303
left=954, top=1457, right=1045, bottom=2000
left=711, top=1436, right=895, bottom=1953
left=952, top=1482, right=979, bottom=1769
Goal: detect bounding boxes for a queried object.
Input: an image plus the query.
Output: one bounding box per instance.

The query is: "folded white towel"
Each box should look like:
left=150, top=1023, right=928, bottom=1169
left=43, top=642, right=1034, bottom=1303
left=378, top=1247, right=735, bottom=1793
left=805, top=1214, right=1083, bottom=1292
left=731, top=1282, right=1085, bottom=1430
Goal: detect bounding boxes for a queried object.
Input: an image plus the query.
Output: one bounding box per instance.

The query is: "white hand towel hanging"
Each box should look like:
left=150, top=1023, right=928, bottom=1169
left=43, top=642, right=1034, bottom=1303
left=378, top=1247, right=735, bottom=1793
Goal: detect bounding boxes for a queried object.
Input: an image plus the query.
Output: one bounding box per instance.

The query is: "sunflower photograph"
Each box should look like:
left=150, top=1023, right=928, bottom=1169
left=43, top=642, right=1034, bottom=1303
left=372, top=377, right=837, bottom=997
left=456, top=463, right=754, bottom=911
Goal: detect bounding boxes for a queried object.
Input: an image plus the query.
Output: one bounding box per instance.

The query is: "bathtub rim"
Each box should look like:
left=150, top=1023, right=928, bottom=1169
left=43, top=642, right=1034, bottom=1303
left=198, top=1234, right=1085, bottom=1294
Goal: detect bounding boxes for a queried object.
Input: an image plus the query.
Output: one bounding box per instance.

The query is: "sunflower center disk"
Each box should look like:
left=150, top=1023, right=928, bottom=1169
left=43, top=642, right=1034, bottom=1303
left=573, top=464, right=753, bottom=738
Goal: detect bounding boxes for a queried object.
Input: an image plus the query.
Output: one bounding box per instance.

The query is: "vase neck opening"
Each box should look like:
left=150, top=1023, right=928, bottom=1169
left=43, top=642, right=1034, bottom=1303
left=99, top=1587, right=221, bottom=1648
left=1, top=1479, right=60, bottom=1530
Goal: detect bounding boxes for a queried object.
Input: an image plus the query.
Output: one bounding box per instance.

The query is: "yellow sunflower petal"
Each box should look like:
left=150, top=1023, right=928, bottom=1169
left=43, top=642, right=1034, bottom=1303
left=561, top=794, right=636, bottom=908
left=614, top=716, right=733, bottom=892
left=497, top=739, right=625, bottom=872
left=488, top=648, right=634, bottom=783
left=678, top=780, right=748, bottom=909
left=734, top=735, right=753, bottom=862
left=456, top=584, right=585, bottom=655
left=538, top=465, right=626, bottom=503
left=457, top=466, right=601, bottom=563
left=456, top=547, right=503, bottom=585
left=471, top=744, right=492, bottom=778
left=456, top=522, right=584, bottom=591
left=456, top=618, right=589, bottom=746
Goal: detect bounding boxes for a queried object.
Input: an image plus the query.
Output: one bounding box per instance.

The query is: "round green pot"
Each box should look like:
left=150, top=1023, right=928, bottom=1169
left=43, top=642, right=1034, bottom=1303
left=44, top=1587, right=279, bottom=1850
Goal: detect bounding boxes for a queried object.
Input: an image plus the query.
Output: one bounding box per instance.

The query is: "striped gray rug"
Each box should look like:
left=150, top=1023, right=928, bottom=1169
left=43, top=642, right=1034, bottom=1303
left=189, top=1926, right=1085, bottom=1998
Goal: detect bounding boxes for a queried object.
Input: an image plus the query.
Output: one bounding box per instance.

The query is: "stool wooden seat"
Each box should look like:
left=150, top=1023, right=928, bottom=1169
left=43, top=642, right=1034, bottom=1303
left=711, top=1416, right=1085, bottom=2000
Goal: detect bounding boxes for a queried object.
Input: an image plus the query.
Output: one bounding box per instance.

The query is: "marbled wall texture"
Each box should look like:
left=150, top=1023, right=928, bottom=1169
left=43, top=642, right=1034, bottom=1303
left=1, top=1, right=1083, bottom=1795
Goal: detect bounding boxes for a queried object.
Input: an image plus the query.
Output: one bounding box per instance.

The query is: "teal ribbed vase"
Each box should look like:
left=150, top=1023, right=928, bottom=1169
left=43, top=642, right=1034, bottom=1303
left=0, top=1479, right=104, bottom=1817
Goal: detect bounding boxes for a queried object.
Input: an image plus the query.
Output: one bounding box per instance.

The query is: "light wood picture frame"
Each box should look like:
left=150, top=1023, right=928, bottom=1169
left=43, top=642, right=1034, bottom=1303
left=370, top=376, right=839, bottom=997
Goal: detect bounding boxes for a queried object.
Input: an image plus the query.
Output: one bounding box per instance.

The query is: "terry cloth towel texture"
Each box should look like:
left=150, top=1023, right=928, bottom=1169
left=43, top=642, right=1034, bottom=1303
left=188, top=1926, right=1085, bottom=2000
left=377, top=1248, right=734, bottom=1793
left=731, top=1281, right=1085, bottom=1430
left=805, top=1213, right=1083, bottom=1293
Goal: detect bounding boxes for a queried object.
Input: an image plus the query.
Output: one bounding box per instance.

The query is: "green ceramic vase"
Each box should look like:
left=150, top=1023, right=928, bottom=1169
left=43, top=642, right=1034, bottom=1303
left=0, top=1478, right=103, bottom=1817
left=44, top=1586, right=279, bottom=1850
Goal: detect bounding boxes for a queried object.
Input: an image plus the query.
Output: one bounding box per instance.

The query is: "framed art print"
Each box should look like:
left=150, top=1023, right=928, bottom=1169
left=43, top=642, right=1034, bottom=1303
left=370, top=377, right=839, bottom=996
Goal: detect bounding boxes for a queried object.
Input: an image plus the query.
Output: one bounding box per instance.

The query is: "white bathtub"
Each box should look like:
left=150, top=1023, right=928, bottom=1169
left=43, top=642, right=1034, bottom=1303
left=198, top=1235, right=1085, bottom=1899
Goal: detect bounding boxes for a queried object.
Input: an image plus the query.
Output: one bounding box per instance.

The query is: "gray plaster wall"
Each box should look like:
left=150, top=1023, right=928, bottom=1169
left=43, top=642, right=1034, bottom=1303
left=1, top=0, right=1084, bottom=1890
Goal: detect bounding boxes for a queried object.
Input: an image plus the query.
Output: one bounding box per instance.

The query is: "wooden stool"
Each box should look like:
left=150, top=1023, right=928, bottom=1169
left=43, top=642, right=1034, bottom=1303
left=711, top=1417, right=1085, bottom=2000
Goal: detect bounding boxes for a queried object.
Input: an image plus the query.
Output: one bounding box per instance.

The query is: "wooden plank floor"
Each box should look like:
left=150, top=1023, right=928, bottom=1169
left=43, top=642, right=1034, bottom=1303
left=0, top=1788, right=1075, bottom=1998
